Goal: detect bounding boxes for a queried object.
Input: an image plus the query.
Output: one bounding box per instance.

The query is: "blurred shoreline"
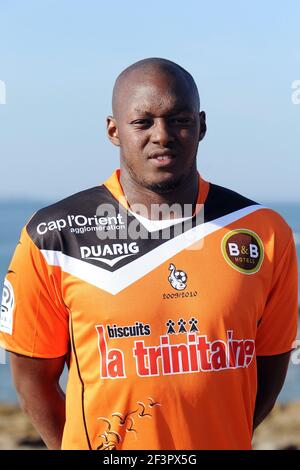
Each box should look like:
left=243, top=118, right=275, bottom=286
left=0, top=401, right=300, bottom=450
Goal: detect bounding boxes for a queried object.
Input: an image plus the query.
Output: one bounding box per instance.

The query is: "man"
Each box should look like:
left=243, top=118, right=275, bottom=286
left=0, top=58, right=298, bottom=450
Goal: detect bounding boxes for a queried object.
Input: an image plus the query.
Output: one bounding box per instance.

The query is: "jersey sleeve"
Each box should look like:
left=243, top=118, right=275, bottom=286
left=255, top=230, right=298, bottom=356
left=0, top=225, right=69, bottom=358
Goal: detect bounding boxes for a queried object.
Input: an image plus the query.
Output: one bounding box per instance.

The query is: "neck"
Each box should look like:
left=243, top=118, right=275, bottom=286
left=119, top=168, right=199, bottom=220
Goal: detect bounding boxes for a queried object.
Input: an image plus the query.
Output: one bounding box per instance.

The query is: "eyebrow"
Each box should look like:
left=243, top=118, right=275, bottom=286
left=132, top=107, right=193, bottom=116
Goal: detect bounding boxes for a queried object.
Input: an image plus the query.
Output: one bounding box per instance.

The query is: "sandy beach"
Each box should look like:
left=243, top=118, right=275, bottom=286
left=0, top=401, right=300, bottom=450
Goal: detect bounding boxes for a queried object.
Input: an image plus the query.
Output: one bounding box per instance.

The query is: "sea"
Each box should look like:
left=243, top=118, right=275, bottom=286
left=0, top=200, right=299, bottom=404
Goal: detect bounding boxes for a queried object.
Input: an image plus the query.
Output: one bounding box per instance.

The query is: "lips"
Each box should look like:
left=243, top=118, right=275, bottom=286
left=148, top=151, right=176, bottom=167
left=148, top=150, right=175, bottom=159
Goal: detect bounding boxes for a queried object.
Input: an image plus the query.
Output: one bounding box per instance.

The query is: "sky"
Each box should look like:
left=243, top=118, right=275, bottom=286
left=0, top=0, right=299, bottom=203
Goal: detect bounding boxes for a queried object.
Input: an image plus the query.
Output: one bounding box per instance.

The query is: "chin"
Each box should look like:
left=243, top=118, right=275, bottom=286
left=142, top=174, right=183, bottom=193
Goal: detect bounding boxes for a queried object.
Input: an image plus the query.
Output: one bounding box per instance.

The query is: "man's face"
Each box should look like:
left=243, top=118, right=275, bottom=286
left=107, top=72, right=206, bottom=192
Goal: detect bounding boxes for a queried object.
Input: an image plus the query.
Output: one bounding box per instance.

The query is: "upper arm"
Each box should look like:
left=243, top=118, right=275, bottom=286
left=253, top=351, right=291, bottom=429
left=256, top=351, right=291, bottom=401
left=255, top=231, right=298, bottom=357
left=10, top=352, right=67, bottom=391
left=0, top=226, right=69, bottom=358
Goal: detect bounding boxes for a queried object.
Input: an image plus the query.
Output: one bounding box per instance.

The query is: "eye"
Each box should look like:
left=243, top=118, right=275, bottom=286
left=169, top=116, right=193, bottom=126
left=173, top=118, right=192, bottom=124
left=131, top=119, right=152, bottom=127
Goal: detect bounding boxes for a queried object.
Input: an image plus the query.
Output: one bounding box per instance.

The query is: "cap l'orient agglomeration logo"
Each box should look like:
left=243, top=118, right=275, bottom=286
left=168, top=263, right=187, bottom=290
left=221, top=229, right=264, bottom=274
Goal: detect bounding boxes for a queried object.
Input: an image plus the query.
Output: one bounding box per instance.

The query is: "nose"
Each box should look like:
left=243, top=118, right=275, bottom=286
left=151, top=118, right=174, bottom=146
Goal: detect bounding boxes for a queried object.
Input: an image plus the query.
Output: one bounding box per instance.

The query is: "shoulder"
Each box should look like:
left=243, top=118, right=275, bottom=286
left=205, top=182, right=258, bottom=214
left=25, top=184, right=112, bottom=246
left=206, top=182, right=293, bottom=240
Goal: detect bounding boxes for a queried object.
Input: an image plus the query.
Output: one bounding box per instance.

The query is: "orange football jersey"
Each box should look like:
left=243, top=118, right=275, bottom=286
left=0, top=169, right=298, bottom=450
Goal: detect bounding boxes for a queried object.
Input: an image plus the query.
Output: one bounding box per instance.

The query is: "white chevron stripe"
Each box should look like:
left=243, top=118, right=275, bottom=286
left=83, top=252, right=136, bottom=267
left=41, top=205, right=264, bottom=295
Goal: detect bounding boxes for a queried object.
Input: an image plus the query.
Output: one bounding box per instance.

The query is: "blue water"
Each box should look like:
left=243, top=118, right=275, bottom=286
left=0, top=199, right=299, bottom=403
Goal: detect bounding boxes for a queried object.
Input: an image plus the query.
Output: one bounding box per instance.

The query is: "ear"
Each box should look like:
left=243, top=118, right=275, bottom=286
left=198, top=111, right=206, bottom=142
left=107, top=116, right=120, bottom=147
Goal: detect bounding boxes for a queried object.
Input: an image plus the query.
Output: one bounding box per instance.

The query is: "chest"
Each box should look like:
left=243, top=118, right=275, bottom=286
left=62, top=225, right=269, bottom=337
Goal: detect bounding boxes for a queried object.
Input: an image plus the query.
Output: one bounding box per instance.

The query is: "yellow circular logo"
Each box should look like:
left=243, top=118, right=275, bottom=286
left=221, top=229, right=264, bottom=274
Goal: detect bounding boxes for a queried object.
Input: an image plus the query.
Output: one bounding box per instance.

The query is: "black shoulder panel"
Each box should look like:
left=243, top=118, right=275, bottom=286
left=26, top=185, right=118, bottom=251
left=203, top=183, right=260, bottom=223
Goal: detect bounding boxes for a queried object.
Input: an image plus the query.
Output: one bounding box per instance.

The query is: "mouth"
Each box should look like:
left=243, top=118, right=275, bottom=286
left=148, top=151, right=176, bottom=168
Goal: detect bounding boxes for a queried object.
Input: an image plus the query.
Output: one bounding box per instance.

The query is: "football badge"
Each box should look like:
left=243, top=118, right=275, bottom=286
left=168, top=263, right=187, bottom=291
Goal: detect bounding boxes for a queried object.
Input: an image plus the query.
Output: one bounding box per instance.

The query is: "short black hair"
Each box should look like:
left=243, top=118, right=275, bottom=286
left=112, top=57, right=200, bottom=116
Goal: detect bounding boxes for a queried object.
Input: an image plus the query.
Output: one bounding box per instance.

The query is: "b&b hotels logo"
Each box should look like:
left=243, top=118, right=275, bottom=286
left=221, top=229, right=264, bottom=274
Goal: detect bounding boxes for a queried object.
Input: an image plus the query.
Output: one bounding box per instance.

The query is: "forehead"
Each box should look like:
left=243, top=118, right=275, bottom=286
left=116, top=72, right=197, bottom=117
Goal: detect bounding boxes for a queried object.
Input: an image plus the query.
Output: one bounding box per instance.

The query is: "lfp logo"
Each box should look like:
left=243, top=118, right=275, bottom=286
left=0, top=80, right=6, bottom=104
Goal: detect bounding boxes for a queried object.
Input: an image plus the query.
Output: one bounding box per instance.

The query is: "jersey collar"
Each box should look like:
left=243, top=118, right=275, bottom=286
left=103, top=168, right=210, bottom=215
